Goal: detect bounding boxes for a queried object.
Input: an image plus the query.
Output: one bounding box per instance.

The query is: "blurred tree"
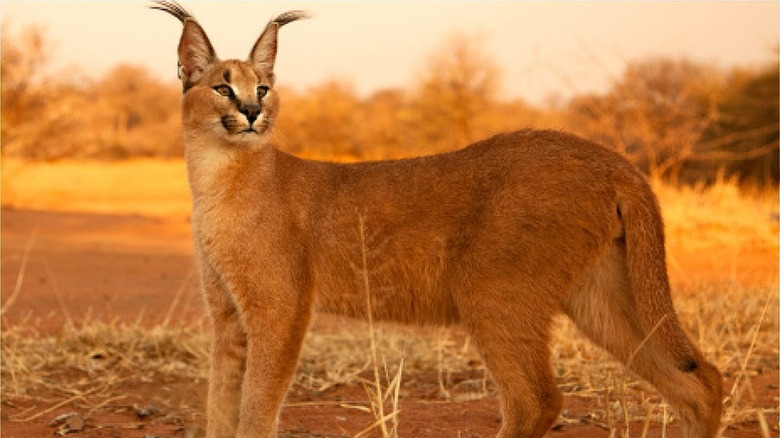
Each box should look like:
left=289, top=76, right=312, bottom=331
left=686, top=63, right=779, bottom=187
left=3, top=20, right=772, bottom=190
left=356, top=89, right=409, bottom=159
left=276, top=80, right=363, bottom=160
left=1, top=24, right=182, bottom=160
left=1, top=22, right=51, bottom=158
left=275, top=34, right=558, bottom=161
left=93, top=64, right=182, bottom=159
left=566, top=58, right=721, bottom=183
left=0, top=24, right=95, bottom=160
left=408, top=33, right=501, bottom=153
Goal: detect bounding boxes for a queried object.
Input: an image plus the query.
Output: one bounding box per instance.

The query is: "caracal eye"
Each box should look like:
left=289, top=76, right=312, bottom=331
left=213, top=84, right=234, bottom=98
left=257, top=85, right=270, bottom=99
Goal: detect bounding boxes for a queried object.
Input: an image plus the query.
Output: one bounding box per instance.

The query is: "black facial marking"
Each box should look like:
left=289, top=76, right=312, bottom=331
left=257, top=85, right=269, bottom=99
left=221, top=115, right=238, bottom=132
left=223, top=69, right=231, bottom=83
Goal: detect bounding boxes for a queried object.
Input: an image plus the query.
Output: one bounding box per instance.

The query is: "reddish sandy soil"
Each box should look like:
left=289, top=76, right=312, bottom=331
left=1, top=208, right=777, bottom=437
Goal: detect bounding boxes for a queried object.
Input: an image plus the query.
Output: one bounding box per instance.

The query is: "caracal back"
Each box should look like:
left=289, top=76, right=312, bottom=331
left=152, top=2, right=723, bottom=437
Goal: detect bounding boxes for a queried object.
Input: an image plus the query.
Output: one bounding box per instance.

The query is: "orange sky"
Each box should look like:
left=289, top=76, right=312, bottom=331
left=2, top=1, right=778, bottom=104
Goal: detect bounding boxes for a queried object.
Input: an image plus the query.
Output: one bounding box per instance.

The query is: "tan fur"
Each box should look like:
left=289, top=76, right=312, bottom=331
left=152, top=2, right=723, bottom=437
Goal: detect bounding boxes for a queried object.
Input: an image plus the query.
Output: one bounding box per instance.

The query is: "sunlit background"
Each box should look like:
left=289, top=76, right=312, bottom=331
left=2, top=0, right=778, bottom=212
left=2, top=1, right=777, bottom=103
left=3, top=1, right=778, bottom=177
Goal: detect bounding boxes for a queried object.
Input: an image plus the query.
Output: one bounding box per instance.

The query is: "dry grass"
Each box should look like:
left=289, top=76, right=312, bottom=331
left=2, top=279, right=777, bottom=435
left=1, top=321, right=210, bottom=421
left=656, top=178, right=778, bottom=252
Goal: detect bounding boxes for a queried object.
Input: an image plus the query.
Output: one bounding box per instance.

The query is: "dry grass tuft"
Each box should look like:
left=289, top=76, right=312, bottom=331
left=1, top=321, right=210, bottom=421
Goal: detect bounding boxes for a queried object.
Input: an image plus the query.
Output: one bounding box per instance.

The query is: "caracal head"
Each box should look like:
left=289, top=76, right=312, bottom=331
left=152, top=1, right=307, bottom=148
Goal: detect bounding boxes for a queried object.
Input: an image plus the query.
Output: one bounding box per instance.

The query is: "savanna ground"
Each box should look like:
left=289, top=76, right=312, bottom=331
left=1, top=159, right=778, bottom=438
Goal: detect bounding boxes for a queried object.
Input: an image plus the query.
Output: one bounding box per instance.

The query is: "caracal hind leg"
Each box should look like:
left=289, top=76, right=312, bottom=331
left=234, top=289, right=312, bottom=438
left=459, top=290, right=562, bottom=438
left=202, top=266, right=247, bottom=438
left=565, top=244, right=722, bottom=438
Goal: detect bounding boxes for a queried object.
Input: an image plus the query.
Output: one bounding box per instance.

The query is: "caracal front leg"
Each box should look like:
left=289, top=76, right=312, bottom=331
left=233, top=278, right=313, bottom=438
left=201, top=263, right=247, bottom=438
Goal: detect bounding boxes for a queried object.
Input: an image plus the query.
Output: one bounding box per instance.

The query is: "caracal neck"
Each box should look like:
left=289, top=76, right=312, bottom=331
left=184, top=135, right=277, bottom=209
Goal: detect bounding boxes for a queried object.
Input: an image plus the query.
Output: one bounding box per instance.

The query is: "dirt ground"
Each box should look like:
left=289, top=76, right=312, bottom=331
left=1, top=207, right=777, bottom=437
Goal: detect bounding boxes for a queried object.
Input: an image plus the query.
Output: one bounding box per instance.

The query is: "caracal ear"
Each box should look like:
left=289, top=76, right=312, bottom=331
left=178, top=20, right=217, bottom=88
left=249, top=11, right=310, bottom=84
left=151, top=1, right=217, bottom=91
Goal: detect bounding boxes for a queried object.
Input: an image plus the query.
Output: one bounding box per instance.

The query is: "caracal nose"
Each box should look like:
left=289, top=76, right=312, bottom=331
left=240, top=104, right=261, bottom=125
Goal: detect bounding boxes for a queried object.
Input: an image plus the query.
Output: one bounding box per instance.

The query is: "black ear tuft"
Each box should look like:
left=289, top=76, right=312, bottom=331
left=149, top=0, right=194, bottom=23
left=272, top=10, right=311, bottom=27
left=249, top=10, right=310, bottom=77
left=150, top=0, right=218, bottom=91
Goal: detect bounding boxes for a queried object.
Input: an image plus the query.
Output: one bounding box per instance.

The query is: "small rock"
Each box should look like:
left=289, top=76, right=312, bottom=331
left=135, top=404, right=159, bottom=418
left=51, top=412, right=86, bottom=435
left=65, top=414, right=85, bottom=431
left=49, top=413, right=77, bottom=428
